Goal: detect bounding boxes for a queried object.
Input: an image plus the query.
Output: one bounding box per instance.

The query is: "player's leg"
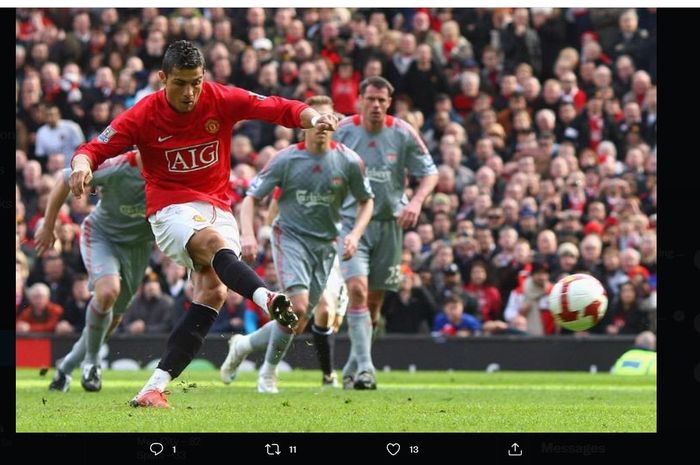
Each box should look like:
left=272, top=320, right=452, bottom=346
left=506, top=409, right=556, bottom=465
left=368, top=290, right=386, bottom=332
left=185, top=204, right=296, bottom=328
left=311, top=251, right=342, bottom=386
left=354, top=221, right=402, bottom=390
left=312, top=291, right=337, bottom=386
left=262, top=246, right=328, bottom=392
left=330, top=281, right=351, bottom=388
left=77, top=275, right=120, bottom=391
left=132, top=266, right=226, bottom=407
left=338, top=221, right=372, bottom=388
left=257, top=290, right=309, bottom=393
left=221, top=227, right=310, bottom=391
left=345, top=275, right=375, bottom=388
left=332, top=276, right=348, bottom=334
left=81, top=241, right=153, bottom=391
left=50, top=225, right=120, bottom=392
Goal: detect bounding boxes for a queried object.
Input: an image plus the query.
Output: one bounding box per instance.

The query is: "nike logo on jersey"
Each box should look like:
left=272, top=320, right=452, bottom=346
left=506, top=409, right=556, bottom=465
left=158, top=135, right=174, bottom=142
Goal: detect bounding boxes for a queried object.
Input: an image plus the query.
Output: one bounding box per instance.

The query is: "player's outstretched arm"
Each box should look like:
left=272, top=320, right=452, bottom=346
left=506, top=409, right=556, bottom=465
left=35, top=171, right=72, bottom=256
left=69, top=153, right=94, bottom=199
left=300, top=107, right=338, bottom=132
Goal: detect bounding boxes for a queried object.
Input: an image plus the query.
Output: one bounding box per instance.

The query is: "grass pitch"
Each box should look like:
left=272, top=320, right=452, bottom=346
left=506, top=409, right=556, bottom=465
left=16, top=369, right=655, bottom=432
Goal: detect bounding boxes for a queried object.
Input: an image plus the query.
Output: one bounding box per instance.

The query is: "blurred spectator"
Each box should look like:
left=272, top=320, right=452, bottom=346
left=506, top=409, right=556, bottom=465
left=464, top=260, right=503, bottom=322
left=435, top=20, right=473, bottom=67
left=28, top=254, right=73, bottom=308
left=638, top=230, right=656, bottom=276
left=554, top=209, right=583, bottom=244
left=500, top=8, right=542, bottom=75
left=122, top=272, right=174, bottom=334
left=437, top=263, right=478, bottom=312
left=211, top=291, right=247, bottom=334
left=387, top=32, right=416, bottom=88
left=611, top=9, right=651, bottom=67
left=330, top=58, right=360, bottom=115
left=535, top=229, right=559, bottom=269
left=400, top=43, right=448, bottom=117
left=383, top=266, right=438, bottom=334
left=432, top=294, right=481, bottom=337
left=55, top=273, right=89, bottom=335
left=578, top=234, right=605, bottom=277
left=172, top=279, right=194, bottom=326
left=289, top=61, right=326, bottom=101
left=606, top=281, right=650, bottom=335
left=503, top=260, right=554, bottom=335
left=16, top=282, right=64, bottom=333
left=16, top=258, right=29, bottom=316
left=20, top=159, right=42, bottom=220
left=34, top=103, right=85, bottom=166
left=551, top=241, right=581, bottom=281
left=600, top=246, right=629, bottom=301
left=161, top=258, right=187, bottom=300
left=56, top=222, right=84, bottom=274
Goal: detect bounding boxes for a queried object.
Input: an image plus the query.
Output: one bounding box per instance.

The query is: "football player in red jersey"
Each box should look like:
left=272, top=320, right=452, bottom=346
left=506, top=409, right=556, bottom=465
left=69, top=40, right=337, bottom=408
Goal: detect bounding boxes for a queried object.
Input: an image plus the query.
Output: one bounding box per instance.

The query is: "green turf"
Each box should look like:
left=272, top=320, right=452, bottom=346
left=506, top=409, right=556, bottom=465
left=16, top=369, right=656, bottom=432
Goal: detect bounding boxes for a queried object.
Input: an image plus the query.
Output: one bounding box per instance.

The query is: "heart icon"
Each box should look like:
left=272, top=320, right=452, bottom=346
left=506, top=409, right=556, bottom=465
left=386, top=443, right=400, bottom=456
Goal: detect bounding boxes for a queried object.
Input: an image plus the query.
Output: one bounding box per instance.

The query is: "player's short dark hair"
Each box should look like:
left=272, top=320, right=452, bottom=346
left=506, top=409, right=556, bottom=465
left=162, top=40, right=205, bottom=75
left=360, top=76, right=395, bottom=96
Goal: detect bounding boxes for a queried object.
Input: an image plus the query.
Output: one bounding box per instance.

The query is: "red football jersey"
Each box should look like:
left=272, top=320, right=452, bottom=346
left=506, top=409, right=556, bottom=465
left=74, top=81, right=308, bottom=216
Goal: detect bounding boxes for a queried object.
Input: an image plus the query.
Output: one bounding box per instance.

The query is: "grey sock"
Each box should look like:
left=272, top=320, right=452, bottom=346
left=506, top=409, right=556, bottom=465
left=84, top=299, right=113, bottom=365
left=249, top=321, right=276, bottom=352
left=58, top=328, right=87, bottom=374
left=264, top=323, right=293, bottom=365
left=348, top=311, right=374, bottom=373
left=342, top=352, right=358, bottom=378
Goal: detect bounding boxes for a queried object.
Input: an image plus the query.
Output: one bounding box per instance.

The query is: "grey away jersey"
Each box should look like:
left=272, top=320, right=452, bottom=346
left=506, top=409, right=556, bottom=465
left=247, top=141, right=373, bottom=241
left=333, top=115, right=437, bottom=221
left=63, top=151, right=152, bottom=244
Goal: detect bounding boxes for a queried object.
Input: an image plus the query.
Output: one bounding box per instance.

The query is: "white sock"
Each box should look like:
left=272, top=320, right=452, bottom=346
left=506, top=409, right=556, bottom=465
left=260, top=361, right=277, bottom=376
left=138, top=368, right=171, bottom=396
left=252, top=287, right=271, bottom=312
left=236, top=334, right=253, bottom=354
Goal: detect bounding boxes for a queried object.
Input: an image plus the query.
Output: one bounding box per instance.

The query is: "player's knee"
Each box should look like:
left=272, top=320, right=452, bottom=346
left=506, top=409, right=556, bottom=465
left=347, top=282, right=368, bottom=306
left=203, top=229, right=228, bottom=252
left=96, top=284, right=120, bottom=308
left=189, top=228, right=227, bottom=262
left=315, top=303, right=331, bottom=319
left=314, top=295, right=333, bottom=320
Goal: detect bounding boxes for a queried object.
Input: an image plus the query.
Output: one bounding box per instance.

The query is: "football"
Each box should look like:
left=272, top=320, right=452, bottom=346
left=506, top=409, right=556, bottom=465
left=549, top=274, right=608, bottom=331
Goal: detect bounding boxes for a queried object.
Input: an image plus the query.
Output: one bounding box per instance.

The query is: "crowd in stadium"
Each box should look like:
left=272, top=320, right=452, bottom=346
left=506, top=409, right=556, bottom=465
left=15, top=7, right=656, bottom=338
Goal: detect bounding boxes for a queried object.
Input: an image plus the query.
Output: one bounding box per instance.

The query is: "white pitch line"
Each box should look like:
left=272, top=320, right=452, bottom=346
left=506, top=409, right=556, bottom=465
left=16, top=380, right=655, bottom=391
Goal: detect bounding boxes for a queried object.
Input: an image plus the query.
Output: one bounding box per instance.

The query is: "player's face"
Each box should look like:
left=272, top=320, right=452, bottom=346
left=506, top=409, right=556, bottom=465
left=160, top=66, right=204, bottom=113
left=361, top=85, right=391, bottom=125
left=305, top=104, right=334, bottom=147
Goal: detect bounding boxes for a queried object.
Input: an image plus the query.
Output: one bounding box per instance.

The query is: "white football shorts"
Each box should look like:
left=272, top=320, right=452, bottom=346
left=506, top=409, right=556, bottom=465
left=148, top=201, right=241, bottom=270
